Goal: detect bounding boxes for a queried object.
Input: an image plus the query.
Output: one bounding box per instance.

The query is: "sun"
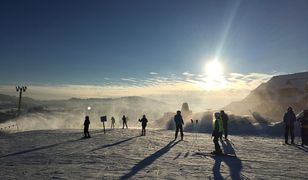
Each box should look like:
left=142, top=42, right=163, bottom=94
left=198, top=59, right=227, bottom=90
left=205, top=59, right=224, bottom=78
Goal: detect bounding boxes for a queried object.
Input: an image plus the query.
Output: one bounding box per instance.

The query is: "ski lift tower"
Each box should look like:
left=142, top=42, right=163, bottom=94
left=16, top=86, right=27, bottom=116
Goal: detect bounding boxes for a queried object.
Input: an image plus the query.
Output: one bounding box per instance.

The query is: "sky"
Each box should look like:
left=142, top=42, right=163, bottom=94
left=1, top=0, right=308, bottom=109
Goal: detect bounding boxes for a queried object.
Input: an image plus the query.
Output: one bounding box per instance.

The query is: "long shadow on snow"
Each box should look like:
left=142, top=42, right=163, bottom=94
left=0, top=138, right=85, bottom=159
left=292, top=144, right=308, bottom=153
left=0, top=129, right=109, bottom=158
left=210, top=140, right=243, bottom=180
left=120, top=140, right=180, bottom=179
left=91, top=136, right=140, bottom=152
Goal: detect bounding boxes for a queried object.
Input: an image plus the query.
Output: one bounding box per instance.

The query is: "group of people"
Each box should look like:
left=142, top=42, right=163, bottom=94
left=171, top=109, right=229, bottom=155
left=110, top=115, right=129, bottom=129
left=83, top=106, right=306, bottom=154
left=83, top=114, right=149, bottom=138
left=283, top=107, right=307, bottom=146
left=211, top=110, right=229, bottom=155
left=82, top=110, right=230, bottom=154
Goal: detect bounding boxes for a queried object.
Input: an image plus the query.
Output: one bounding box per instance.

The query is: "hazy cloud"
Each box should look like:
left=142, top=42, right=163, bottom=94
left=0, top=72, right=276, bottom=109
left=121, top=78, right=137, bottom=82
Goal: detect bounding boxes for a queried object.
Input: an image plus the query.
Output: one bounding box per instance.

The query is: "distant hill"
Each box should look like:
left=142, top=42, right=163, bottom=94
left=0, top=94, right=41, bottom=108
left=224, top=72, right=308, bottom=121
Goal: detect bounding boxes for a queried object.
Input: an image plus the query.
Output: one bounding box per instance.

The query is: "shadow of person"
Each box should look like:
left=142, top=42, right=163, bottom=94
left=211, top=140, right=243, bottom=180
left=90, top=136, right=140, bottom=152
left=0, top=138, right=83, bottom=159
left=120, top=140, right=180, bottom=179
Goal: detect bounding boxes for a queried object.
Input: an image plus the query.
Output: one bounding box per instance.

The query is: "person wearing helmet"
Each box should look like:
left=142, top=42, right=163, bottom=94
left=139, top=115, right=148, bottom=136
left=174, top=110, right=184, bottom=140
left=212, top=112, right=224, bottom=154
left=283, top=107, right=296, bottom=144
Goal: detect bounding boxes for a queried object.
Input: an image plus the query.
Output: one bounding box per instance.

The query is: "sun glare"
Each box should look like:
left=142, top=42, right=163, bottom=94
left=201, top=59, right=227, bottom=90
left=205, top=60, right=224, bottom=77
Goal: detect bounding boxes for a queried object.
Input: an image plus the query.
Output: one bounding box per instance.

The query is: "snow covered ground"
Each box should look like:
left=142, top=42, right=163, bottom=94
left=0, top=129, right=307, bottom=179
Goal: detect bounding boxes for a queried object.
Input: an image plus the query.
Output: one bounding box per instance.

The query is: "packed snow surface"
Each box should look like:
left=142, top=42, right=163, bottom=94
left=0, top=129, right=307, bottom=179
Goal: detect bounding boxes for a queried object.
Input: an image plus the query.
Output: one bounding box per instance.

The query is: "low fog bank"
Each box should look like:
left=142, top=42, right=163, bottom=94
left=162, top=111, right=298, bottom=137
left=0, top=94, right=301, bottom=137
left=0, top=110, right=168, bottom=132
left=1, top=108, right=298, bottom=137
left=0, top=96, right=173, bottom=131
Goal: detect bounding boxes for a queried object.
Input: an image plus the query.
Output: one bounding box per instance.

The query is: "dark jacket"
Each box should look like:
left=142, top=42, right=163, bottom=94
left=283, top=110, right=296, bottom=126
left=221, top=113, right=229, bottom=127
left=139, top=117, right=148, bottom=126
left=174, top=114, right=184, bottom=126
left=84, top=119, right=90, bottom=128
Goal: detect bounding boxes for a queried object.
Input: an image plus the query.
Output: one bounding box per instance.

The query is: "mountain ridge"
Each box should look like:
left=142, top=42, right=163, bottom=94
left=224, top=71, right=308, bottom=121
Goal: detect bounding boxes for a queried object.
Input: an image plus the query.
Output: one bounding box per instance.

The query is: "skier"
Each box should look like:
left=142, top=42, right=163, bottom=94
left=221, top=110, right=229, bottom=140
left=139, top=115, right=148, bottom=136
left=297, top=110, right=308, bottom=146
left=212, top=112, right=224, bottom=154
left=122, top=115, right=128, bottom=129
left=283, top=107, right=296, bottom=144
left=111, top=116, right=115, bottom=129
left=83, top=116, right=91, bottom=138
left=174, top=110, right=184, bottom=140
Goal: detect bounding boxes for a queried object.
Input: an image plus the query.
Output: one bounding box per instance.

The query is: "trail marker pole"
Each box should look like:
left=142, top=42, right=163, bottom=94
left=101, top=116, right=107, bottom=134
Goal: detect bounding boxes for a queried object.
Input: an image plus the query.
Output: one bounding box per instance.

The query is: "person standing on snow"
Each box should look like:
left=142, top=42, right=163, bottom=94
left=174, top=110, right=184, bottom=140
left=139, top=115, right=148, bottom=136
left=296, top=110, right=308, bottom=146
left=83, top=116, right=91, bottom=138
left=212, top=112, right=224, bottom=154
left=111, top=116, right=115, bottom=129
left=122, top=115, right=128, bottom=129
left=220, top=110, right=229, bottom=140
left=283, top=107, right=296, bottom=144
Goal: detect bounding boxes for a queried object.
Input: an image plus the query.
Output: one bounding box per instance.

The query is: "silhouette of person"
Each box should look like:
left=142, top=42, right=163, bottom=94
left=122, top=115, right=128, bottom=129
left=283, top=107, right=296, bottom=144
left=111, top=116, right=115, bottom=129
left=220, top=110, right=229, bottom=140
left=139, top=115, right=148, bottom=136
left=84, top=116, right=91, bottom=138
left=298, top=110, right=308, bottom=146
left=174, top=110, right=184, bottom=140
left=212, top=112, right=223, bottom=154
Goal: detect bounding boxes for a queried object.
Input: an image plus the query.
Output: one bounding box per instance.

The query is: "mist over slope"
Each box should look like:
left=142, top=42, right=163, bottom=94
left=0, top=95, right=171, bottom=130
left=224, top=72, right=308, bottom=121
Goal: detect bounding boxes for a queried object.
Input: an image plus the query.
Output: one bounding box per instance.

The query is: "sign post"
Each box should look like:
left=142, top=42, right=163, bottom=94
left=101, top=116, right=107, bottom=134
